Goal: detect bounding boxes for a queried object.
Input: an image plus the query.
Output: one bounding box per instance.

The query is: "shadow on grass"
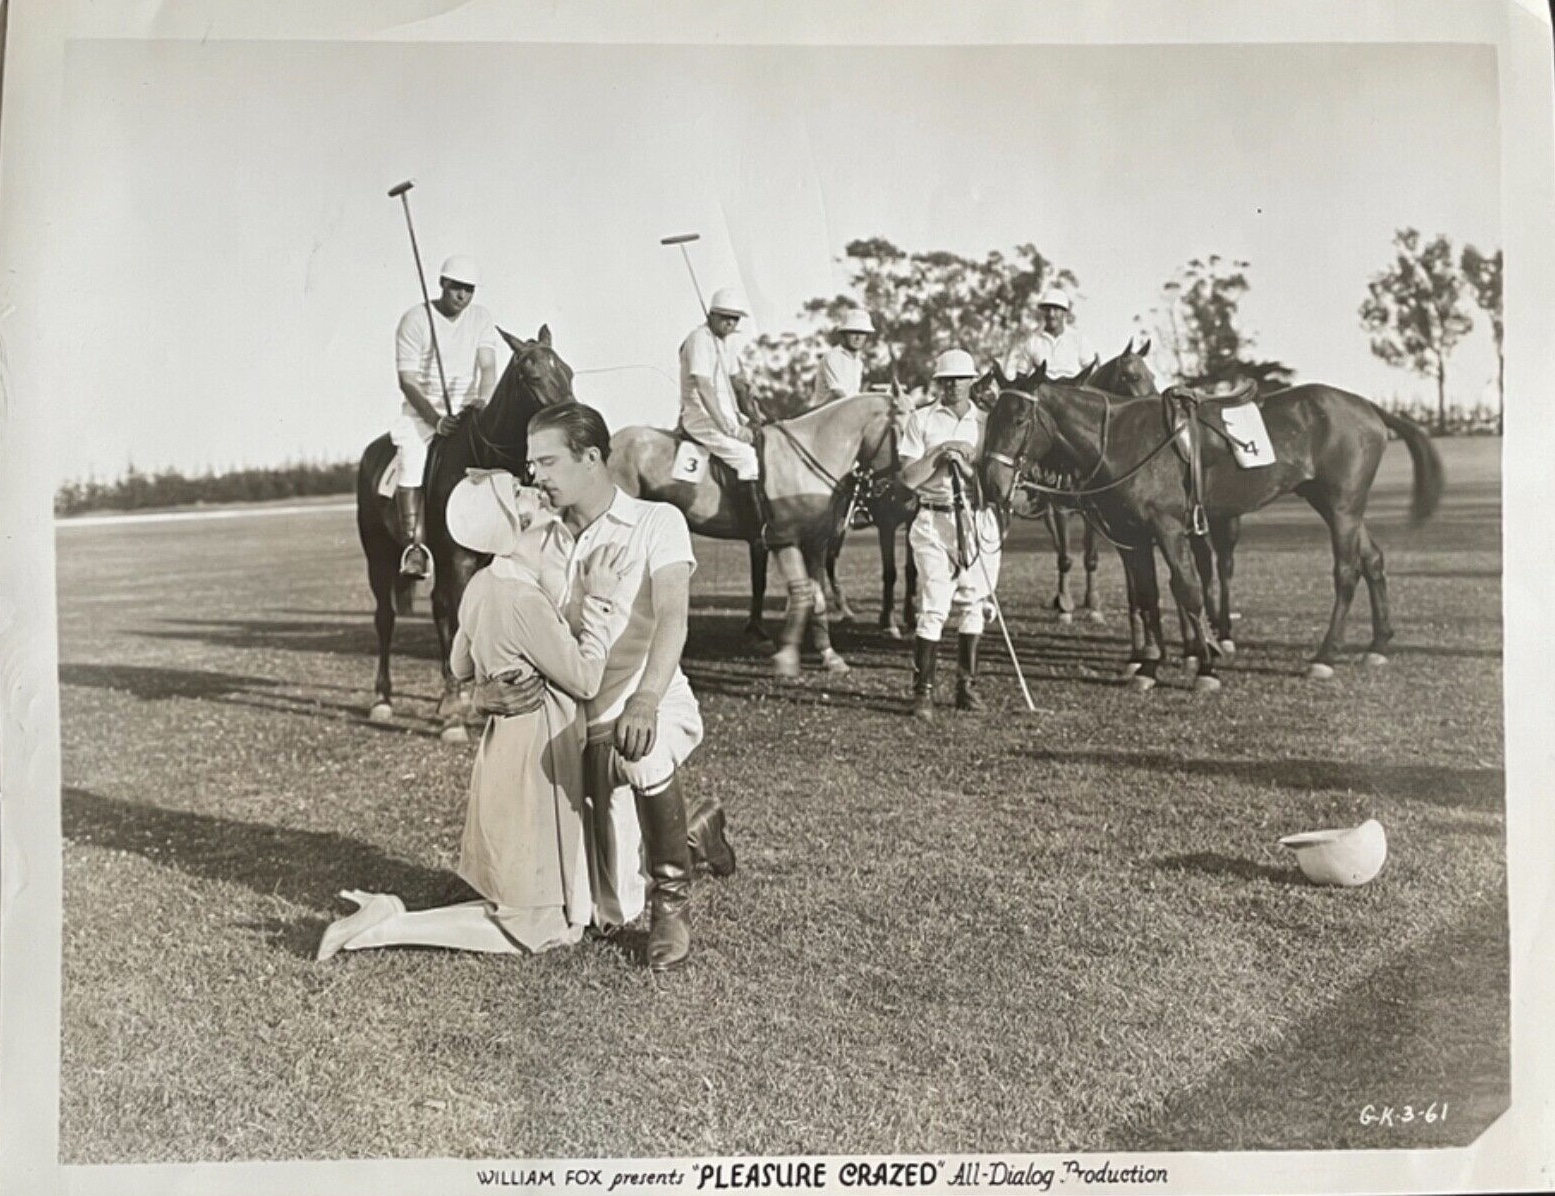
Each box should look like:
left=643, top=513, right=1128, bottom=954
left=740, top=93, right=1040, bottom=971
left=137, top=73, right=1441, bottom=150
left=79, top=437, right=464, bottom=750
left=140, top=615, right=442, bottom=662
left=1020, top=748, right=1504, bottom=813
left=62, top=787, right=475, bottom=957
left=58, top=662, right=444, bottom=738
left=1113, top=892, right=1510, bottom=1150
left=1154, top=852, right=1305, bottom=885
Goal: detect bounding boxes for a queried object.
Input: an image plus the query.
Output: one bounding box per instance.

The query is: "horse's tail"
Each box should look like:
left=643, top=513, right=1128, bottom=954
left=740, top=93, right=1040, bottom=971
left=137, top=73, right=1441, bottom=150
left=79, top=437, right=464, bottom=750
left=1374, top=405, right=1445, bottom=526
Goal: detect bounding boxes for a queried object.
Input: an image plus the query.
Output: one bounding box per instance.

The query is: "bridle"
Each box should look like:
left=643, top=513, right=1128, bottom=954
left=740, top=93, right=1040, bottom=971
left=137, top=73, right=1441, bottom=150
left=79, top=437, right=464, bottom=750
left=462, top=341, right=572, bottom=474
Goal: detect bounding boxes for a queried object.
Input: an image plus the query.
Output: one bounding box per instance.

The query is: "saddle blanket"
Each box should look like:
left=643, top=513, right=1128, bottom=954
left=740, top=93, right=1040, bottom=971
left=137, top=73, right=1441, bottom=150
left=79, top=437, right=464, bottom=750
left=1220, top=402, right=1275, bottom=469
left=672, top=439, right=710, bottom=484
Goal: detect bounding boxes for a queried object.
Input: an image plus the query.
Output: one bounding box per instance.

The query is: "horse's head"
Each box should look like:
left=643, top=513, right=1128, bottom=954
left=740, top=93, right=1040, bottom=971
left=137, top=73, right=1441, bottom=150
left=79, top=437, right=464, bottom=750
left=978, top=363, right=1054, bottom=510
left=1089, top=338, right=1157, bottom=397
left=497, top=324, right=575, bottom=409
left=969, top=368, right=1001, bottom=413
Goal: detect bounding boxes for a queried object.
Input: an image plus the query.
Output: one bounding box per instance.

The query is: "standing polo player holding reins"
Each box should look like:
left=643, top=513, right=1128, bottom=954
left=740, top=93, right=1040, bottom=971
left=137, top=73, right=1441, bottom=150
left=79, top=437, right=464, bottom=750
left=897, top=348, right=1005, bottom=721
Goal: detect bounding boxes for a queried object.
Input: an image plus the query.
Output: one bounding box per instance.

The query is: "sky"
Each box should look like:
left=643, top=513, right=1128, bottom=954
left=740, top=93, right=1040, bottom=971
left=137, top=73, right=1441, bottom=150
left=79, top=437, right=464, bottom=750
left=41, top=37, right=1500, bottom=483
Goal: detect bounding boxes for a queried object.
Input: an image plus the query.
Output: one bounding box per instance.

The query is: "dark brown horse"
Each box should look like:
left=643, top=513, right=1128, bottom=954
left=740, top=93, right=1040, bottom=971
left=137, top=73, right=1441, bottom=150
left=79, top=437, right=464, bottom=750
left=979, top=365, right=1443, bottom=690
left=1087, top=342, right=1244, bottom=667
left=355, top=326, right=574, bottom=737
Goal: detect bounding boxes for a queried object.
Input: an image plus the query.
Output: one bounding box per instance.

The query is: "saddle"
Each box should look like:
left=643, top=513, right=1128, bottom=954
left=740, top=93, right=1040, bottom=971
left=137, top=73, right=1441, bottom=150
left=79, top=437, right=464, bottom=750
left=673, top=424, right=782, bottom=543
left=1161, top=381, right=1266, bottom=535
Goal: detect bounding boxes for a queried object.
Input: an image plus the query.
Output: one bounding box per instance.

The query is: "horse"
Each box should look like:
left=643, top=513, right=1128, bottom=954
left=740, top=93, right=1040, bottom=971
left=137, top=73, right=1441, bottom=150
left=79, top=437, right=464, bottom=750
left=822, top=464, right=919, bottom=639
left=607, top=392, right=905, bottom=677
left=355, top=326, right=575, bottom=737
left=1087, top=342, right=1244, bottom=664
left=978, top=364, right=1443, bottom=690
left=748, top=389, right=920, bottom=640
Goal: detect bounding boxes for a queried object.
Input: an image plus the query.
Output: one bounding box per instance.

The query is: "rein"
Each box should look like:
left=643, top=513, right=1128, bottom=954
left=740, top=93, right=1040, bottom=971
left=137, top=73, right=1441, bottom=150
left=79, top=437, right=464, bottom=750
left=985, top=387, right=1182, bottom=501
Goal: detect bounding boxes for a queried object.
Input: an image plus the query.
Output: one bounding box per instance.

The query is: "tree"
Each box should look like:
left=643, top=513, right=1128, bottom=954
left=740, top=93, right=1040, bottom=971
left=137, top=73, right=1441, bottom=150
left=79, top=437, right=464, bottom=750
left=1359, top=228, right=1474, bottom=435
left=1460, top=243, right=1503, bottom=434
left=1138, top=255, right=1295, bottom=392
left=747, top=238, right=1077, bottom=411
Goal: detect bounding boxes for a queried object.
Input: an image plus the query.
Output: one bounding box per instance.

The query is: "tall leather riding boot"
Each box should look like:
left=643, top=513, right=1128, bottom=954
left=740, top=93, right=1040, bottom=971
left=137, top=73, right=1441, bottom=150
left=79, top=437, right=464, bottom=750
left=956, top=633, right=987, bottom=712
left=742, top=479, right=784, bottom=547
left=395, top=487, right=430, bottom=579
left=685, top=786, right=737, bottom=878
left=635, top=777, right=694, bottom=971
left=911, top=636, right=939, bottom=722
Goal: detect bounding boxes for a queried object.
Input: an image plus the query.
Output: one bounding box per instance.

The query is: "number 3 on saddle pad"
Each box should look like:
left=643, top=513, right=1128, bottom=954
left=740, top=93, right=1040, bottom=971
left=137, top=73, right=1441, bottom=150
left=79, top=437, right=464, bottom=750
left=1222, top=403, right=1276, bottom=469
left=672, top=440, right=710, bottom=483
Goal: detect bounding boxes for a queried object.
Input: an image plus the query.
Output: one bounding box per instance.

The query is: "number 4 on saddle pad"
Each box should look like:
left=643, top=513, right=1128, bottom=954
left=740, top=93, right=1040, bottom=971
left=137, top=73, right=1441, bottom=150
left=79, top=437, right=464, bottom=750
left=1221, top=402, right=1276, bottom=469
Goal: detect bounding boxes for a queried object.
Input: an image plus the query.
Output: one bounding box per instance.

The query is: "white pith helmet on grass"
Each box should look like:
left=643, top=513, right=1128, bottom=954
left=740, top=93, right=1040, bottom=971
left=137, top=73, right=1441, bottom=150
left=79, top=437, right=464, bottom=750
left=708, top=287, right=748, bottom=318
left=439, top=255, right=481, bottom=287
left=1279, top=819, right=1388, bottom=887
left=932, top=348, right=977, bottom=379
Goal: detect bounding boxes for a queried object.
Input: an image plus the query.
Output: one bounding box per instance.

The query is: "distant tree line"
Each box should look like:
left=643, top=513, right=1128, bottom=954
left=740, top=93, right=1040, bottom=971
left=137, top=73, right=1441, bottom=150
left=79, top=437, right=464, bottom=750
left=55, top=460, right=357, bottom=516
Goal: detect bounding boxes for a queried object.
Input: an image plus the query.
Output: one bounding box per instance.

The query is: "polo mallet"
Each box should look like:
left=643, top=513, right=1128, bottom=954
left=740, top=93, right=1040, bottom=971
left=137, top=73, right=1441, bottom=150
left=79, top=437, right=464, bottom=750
left=388, top=180, right=452, bottom=417
left=950, top=462, right=1037, bottom=713
left=660, top=232, right=709, bottom=319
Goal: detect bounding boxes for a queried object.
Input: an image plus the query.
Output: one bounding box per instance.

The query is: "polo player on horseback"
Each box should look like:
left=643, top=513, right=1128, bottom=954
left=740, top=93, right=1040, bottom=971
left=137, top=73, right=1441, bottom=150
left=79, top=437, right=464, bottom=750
left=898, top=349, right=1004, bottom=721
left=809, top=308, right=875, bottom=408
left=1003, top=286, right=1098, bottom=381
left=391, top=255, right=501, bottom=577
left=677, top=287, right=771, bottom=538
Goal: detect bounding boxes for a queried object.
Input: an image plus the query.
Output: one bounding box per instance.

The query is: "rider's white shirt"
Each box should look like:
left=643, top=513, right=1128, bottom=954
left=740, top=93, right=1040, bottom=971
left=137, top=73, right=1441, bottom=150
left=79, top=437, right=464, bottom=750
left=1005, top=326, right=1097, bottom=381
left=810, top=346, right=864, bottom=407
left=395, top=302, right=500, bottom=418
left=899, top=402, right=986, bottom=505
left=679, top=323, right=746, bottom=440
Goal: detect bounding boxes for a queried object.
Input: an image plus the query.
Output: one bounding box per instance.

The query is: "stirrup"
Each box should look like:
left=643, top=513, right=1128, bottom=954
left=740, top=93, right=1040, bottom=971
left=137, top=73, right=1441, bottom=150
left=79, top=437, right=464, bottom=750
left=399, top=543, right=431, bottom=579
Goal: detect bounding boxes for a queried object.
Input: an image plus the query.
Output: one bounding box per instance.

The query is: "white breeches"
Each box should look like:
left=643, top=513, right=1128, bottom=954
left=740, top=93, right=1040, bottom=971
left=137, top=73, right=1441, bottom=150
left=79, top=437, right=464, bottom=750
left=682, top=418, right=759, bottom=481
left=909, top=506, right=1003, bottom=640
left=389, top=412, right=436, bottom=489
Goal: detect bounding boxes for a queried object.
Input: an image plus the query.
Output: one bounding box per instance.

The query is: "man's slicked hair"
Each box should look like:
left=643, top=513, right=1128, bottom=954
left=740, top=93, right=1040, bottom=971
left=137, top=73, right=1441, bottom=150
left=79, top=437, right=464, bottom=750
left=527, top=401, right=612, bottom=463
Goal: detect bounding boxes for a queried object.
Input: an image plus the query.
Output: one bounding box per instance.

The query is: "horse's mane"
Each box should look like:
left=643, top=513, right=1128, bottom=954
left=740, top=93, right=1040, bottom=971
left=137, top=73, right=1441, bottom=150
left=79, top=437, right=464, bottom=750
left=779, top=391, right=895, bottom=430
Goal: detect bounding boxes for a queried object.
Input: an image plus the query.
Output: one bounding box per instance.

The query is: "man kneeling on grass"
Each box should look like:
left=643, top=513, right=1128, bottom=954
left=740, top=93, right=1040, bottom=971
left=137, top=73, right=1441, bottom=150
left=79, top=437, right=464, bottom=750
left=475, top=401, right=735, bottom=972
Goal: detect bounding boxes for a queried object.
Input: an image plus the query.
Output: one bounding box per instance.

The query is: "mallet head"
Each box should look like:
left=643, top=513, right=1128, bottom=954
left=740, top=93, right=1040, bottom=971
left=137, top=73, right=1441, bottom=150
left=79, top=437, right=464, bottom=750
left=660, top=233, right=700, bottom=245
left=388, top=180, right=416, bottom=198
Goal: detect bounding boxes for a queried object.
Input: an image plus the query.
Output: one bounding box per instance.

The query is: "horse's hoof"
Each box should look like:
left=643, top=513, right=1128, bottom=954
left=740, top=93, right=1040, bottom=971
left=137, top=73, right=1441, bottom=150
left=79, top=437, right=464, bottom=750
left=772, top=647, right=801, bottom=679
left=1306, top=662, right=1335, bottom=681
left=440, top=723, right=470, bottom=744
left=1219, top=639, right=1237, bottom=656
left=368, top=702, right=394, bottom=724
left=1184, top=656, right=1201, bottom=676
left=821, top=650, right=850, bottom=676
left=1121, top=660, right=1142, bottom=677
left=1087, top=609, right=1105, bottom=624
left=1128, top=673, right=1157, bottom=693
left=883, top=625, right=903, bottom=641
left=1363, top=652, right=1389, bottom=667
left=744, top=622, right=773, bottom=643
left=1057, top=612, right=1074, bottom=626
left=1193, top=674, right=1223, bottom=694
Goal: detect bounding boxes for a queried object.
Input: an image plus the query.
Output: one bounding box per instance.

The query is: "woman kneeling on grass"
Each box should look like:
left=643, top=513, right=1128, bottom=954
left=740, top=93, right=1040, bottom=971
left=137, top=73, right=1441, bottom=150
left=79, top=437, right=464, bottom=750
left=317, top=473, right=632, bottom=959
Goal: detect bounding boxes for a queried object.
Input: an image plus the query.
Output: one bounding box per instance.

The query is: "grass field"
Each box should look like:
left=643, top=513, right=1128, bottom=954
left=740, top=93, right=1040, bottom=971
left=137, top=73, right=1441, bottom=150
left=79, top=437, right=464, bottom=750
left=55, top=436, right=1506, bottom=1162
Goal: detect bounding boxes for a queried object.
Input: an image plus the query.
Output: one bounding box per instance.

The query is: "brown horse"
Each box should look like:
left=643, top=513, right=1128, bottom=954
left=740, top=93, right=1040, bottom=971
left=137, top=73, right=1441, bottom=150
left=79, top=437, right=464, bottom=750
left=1087, top=342, right=1244, bottom=667
left=608, top=392, right=905, bottom=676
left=355, top=326, right=574, bottom=737
left=979, top=365, right=1443, bottom=690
